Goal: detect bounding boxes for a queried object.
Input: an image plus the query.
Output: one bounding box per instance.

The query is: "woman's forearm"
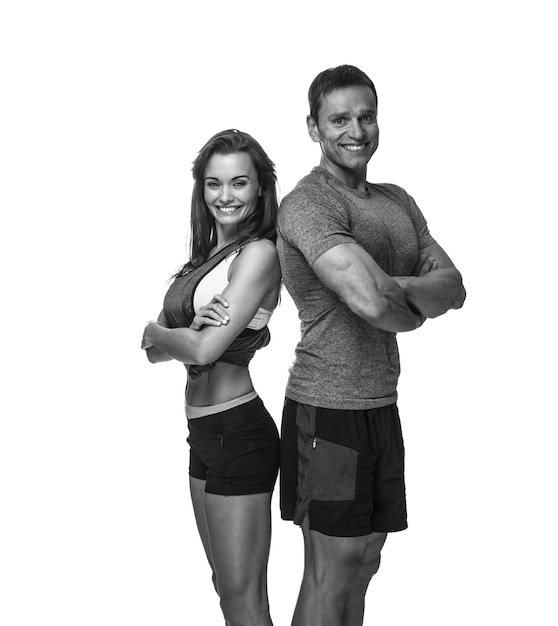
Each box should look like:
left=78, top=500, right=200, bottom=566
left=145, top=345, right=173, bottom=363
left=146, top=323, right=206, bottom=365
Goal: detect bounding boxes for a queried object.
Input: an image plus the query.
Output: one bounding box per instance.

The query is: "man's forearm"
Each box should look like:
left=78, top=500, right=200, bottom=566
left=349, top=279, right=426, bottom=332
left=370, top=301, right=426, bottom=332
left=395, top=269, right=466, bottom=318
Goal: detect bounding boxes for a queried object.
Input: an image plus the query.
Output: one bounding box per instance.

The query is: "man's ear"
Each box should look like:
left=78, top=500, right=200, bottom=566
left=307, top=115, right=321, bottom=143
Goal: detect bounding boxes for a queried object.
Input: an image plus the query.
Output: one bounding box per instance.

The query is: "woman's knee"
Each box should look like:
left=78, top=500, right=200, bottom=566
left=219, top=580, right=268, bottom=622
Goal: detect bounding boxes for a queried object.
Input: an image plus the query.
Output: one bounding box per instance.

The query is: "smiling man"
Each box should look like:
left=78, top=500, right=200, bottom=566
left=277, top=65, right=466, bottom=626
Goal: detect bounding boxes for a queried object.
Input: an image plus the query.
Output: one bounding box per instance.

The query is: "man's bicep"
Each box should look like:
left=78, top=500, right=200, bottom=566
left=313, top=243, right=426, bottom=332
left=312, top=242, right=389, bottom=303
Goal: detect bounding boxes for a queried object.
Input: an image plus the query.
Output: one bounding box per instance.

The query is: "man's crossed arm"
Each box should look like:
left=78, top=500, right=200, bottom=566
left=312, top=241, right=465, bottom=332
left=393, top=241, right=466, bottom=319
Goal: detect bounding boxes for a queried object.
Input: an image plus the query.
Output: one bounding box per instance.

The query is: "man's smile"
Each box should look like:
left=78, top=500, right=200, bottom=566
left=341, top=143, right=368, bottom=152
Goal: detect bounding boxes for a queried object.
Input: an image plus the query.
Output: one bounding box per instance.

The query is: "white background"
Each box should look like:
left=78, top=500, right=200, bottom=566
left=1, top=1, right=556, bottom=624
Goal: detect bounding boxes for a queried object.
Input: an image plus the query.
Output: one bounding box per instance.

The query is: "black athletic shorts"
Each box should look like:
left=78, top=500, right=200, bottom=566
left=187, top=396, right=280, bottom=496
left=280, top=398, right=407, bottom=537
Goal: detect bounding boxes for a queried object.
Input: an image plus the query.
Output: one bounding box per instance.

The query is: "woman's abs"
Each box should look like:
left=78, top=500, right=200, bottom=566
left=186, top=362, right=254, bottom=407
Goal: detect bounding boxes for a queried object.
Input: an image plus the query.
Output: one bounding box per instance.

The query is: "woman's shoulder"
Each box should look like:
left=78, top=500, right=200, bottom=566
left=231, top=238, right=279, bottom=278
left=239, top=238, right=278, bottom=260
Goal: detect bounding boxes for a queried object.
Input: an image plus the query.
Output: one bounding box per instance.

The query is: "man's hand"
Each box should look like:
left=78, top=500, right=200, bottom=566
left=412, top=253, right=440, bottom=277
left=395, top=242, right=466, bottom=319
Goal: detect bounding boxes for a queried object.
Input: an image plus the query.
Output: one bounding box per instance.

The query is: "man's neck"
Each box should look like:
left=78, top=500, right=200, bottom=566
left=319, top=158, right=368, bottom=193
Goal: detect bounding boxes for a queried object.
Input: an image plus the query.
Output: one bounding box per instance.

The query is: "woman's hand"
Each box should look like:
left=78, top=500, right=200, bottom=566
left=141, top=321, right=159, bottom=350
left=190, top=294, right=230, bottom=331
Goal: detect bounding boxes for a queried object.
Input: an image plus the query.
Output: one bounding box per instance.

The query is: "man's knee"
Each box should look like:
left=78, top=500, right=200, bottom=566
left=356, top=531, right=387, bottom=579
left=306, top=530, right=387, bottom=591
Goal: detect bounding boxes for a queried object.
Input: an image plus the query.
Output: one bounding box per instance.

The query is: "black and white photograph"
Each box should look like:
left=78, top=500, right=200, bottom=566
left=1, top=1, right=556, bottom=624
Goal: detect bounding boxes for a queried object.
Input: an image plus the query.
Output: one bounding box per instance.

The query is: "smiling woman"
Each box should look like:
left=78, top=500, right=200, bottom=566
left=141, top=130, right=281, bottom=626
left=204, top=152, right=261, bottom=226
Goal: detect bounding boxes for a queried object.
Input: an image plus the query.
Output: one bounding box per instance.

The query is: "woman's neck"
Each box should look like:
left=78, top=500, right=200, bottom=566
left=209, top=228, right=240, bottom=257
left=215, top=226, right=240, bottom=251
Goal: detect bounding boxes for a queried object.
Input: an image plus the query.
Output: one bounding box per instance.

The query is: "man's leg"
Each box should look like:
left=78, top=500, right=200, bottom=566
left=292, top=515, right=387, bottom=626
left=341, top=531, right=387, bottom=625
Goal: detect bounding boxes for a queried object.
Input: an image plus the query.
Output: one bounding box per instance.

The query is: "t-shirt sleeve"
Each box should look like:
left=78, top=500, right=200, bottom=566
left=278, top=187, right=356, bottom=266
left=380, top=184, right=436, bottom=249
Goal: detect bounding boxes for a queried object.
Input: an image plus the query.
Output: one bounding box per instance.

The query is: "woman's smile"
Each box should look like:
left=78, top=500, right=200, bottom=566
left=204, top=152, right=260, bottom=233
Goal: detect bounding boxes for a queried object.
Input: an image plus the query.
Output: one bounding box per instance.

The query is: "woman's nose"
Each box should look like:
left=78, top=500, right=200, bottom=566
left=219, top=185, right=233, bottom=203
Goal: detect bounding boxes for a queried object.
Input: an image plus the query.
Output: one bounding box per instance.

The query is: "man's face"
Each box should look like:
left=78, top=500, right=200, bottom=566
left=308, top=85, right=379, bottom=181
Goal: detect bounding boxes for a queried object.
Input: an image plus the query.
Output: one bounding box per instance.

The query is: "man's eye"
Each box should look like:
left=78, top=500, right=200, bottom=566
left=333, top=118, right=346, bottom=125
left=361, top=115, right=375, bottom=123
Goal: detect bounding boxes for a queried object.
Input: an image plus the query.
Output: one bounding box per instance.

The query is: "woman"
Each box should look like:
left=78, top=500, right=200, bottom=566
left=141, top=129, right=281, bottom=626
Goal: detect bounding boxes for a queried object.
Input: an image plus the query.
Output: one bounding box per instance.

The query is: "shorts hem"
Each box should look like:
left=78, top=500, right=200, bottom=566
left=204, top=485, right=276, bottom=497
left=371, top=521, right=408, bottom=533
left=280, top=511, right=295, bottom=522
left=308, top=519, right=408, bottom=537
left=280, top=510, right=408, bottom=536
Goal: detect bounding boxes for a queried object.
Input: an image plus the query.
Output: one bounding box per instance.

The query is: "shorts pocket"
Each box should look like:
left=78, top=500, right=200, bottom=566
left=311, top=437, right=359, bottom=501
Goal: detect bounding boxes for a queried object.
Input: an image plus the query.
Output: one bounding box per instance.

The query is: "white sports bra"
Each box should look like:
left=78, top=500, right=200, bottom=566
left=193, top=249, right=273, bottom=330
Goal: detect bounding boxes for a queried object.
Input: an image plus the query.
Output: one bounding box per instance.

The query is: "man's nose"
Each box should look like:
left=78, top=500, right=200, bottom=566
left=348, top=119, right=365, bottom=139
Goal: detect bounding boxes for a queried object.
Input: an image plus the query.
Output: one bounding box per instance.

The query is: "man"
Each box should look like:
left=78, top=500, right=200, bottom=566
left=277, top=65, right=466, bottom=626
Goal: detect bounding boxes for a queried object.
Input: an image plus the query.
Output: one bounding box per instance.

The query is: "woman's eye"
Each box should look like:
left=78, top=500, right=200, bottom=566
left=234, top=180, right=247, bottom=187
left=207, top=181, right=220, bottom=189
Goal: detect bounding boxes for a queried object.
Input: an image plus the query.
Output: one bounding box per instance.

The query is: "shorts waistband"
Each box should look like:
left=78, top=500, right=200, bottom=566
left=186, top=390, right=258, bottom=420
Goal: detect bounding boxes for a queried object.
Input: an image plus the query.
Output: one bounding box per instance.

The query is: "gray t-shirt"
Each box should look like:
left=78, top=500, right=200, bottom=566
left=277, top=167, right=435, bottom=410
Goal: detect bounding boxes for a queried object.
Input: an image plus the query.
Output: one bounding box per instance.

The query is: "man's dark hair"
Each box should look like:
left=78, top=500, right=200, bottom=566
left=308, top=65, right=378, bottom=122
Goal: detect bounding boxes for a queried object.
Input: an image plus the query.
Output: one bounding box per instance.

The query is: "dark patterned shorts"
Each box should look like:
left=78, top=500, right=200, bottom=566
left=280, top=398, right=407, bottom=537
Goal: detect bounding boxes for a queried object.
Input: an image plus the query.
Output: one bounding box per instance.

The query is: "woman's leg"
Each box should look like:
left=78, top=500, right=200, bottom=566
left=204, top=491, right=273, bottom=626
left=189, top=476, right=219, bottom=595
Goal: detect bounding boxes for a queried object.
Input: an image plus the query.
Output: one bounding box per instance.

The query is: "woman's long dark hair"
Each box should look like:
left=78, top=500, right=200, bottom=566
left=176, top=129, right=278, bottom=276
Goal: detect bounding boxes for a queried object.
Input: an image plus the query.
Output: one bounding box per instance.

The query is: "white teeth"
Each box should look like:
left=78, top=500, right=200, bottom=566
left=344, top=144, right=365, bottom=151
left=218, top=206, right=240, bottom=213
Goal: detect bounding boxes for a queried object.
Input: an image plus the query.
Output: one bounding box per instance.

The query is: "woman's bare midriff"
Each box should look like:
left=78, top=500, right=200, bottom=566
left=186, top=361, right=254, bottom=407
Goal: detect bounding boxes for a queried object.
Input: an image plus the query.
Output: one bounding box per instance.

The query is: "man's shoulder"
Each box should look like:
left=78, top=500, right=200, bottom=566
left=370, top=182, right=412, bottom=208
left=281, top=168, right=332, bottom=208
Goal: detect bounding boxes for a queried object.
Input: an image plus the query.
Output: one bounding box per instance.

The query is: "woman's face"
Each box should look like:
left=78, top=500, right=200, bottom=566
left=203, top=152, right=260, bottom=230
